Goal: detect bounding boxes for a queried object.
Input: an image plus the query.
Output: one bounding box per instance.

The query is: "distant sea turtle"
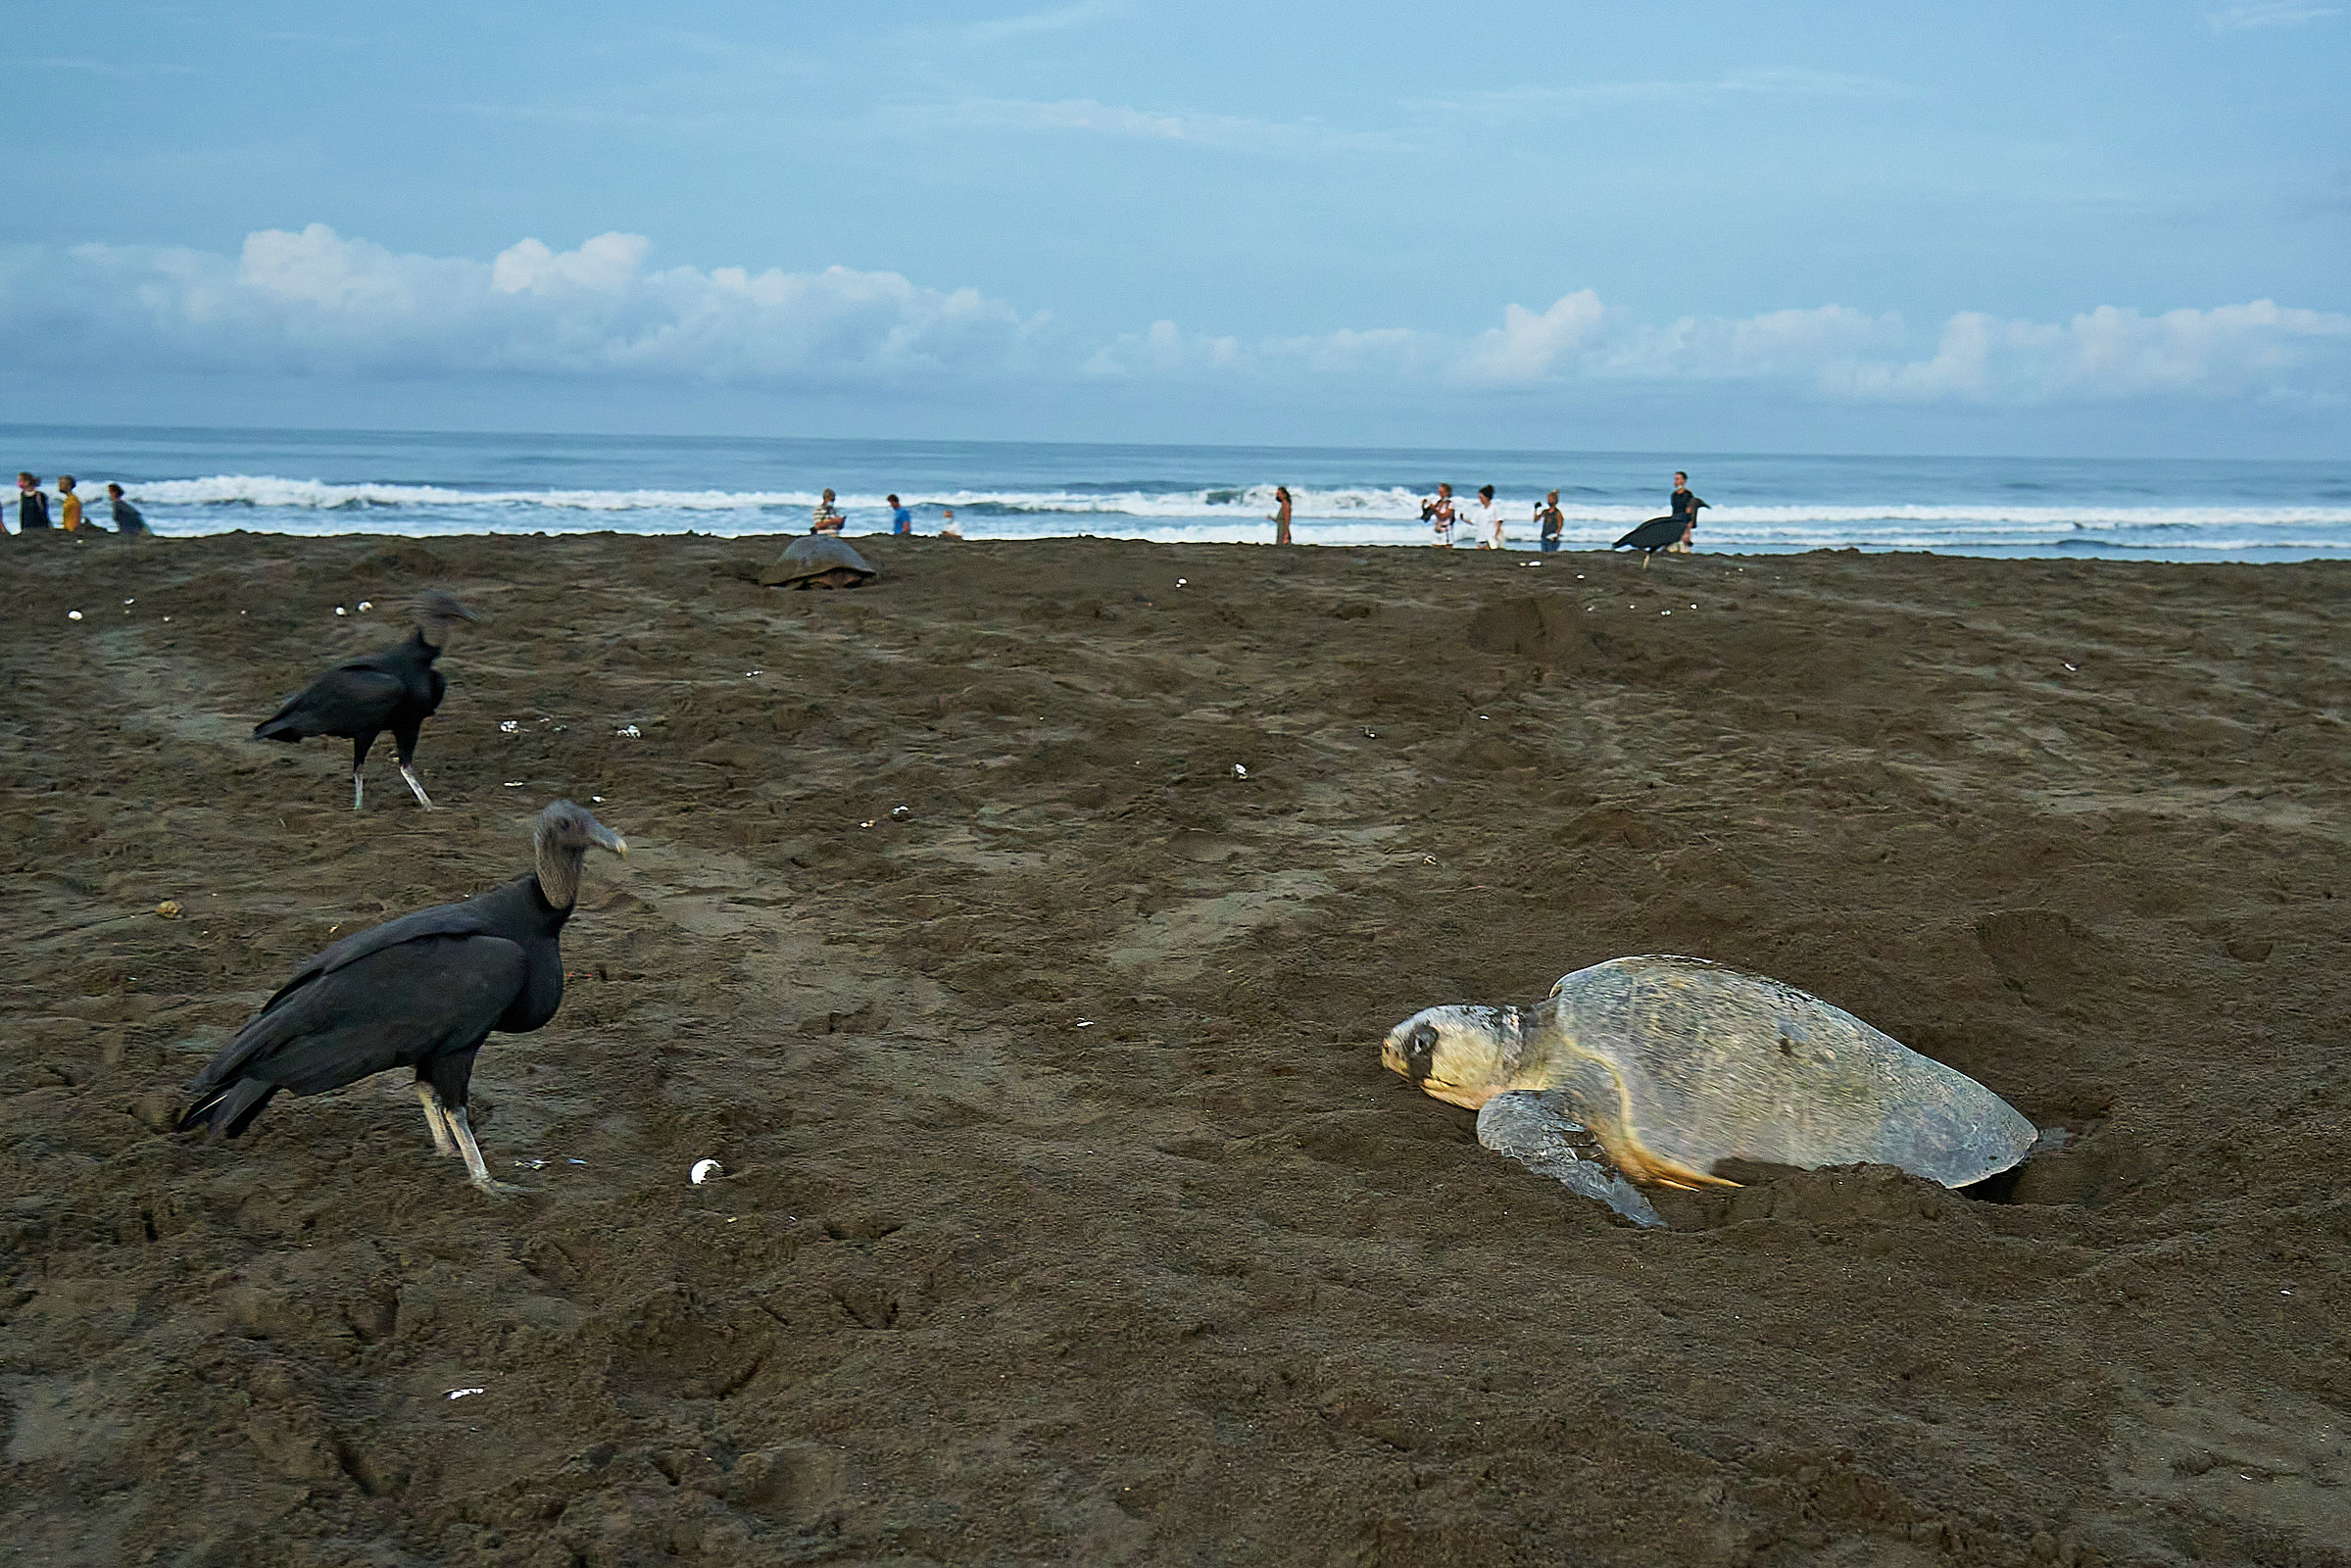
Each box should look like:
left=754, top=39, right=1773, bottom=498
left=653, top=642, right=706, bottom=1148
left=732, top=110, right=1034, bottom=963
left=1382, top=955, right=2035, bottom=1226
left=762, top=534, right=877, bottom=590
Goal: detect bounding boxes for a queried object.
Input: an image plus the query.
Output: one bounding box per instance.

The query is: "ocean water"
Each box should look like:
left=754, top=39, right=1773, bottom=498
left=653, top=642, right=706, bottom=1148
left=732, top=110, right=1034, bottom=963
left=9, top=423, right=2349, bottom=562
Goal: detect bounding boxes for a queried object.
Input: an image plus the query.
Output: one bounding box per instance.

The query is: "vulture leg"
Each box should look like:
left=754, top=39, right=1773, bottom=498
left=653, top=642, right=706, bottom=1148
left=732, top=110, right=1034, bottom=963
left=393, top=724, right=437, bottom=809
left=444, top=1104, right=527, bottom=1196
left=413, top=1082, right=458, bottom=1157
left=351, top=733, right=376, bottom=811
left=1640, top=553, right=1652, bottom=570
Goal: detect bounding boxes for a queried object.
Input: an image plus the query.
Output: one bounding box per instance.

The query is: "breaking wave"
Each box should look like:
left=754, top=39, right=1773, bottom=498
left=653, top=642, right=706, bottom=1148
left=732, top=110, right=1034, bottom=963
left=117, top=472, right=2351, bottom=556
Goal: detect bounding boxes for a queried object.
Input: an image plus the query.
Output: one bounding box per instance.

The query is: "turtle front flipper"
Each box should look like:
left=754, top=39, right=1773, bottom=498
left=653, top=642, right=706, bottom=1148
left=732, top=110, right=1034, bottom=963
left=1475, top=1091, right=1665, bottom=1229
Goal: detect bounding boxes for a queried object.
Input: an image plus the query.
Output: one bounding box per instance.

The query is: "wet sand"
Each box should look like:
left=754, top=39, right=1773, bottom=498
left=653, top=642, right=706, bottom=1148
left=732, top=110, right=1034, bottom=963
left=3, top=529, right=2347, bottom=1567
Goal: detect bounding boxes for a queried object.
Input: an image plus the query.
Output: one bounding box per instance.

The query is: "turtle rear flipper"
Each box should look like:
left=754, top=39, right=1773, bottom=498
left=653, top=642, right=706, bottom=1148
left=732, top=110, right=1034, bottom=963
left=1476, top=1091, right=1665, bottom=1229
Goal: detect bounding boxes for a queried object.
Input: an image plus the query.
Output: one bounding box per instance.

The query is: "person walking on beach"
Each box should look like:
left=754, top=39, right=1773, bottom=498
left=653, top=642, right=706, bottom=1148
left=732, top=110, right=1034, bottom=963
left=16, top=471, right=52, bottom=531
left=1267, top=485, right=1293, bottom=545
left=1535, top=490, right=1564, bottom=553
left=1465, top=484, right=1504, bottom=549
left=887, top=494, right=913, bottom=535
left=1423, top=482, right=1456, bottom=546
left=1668, top=471, right=1708, bottom=554
left=106, top=483, right=147, bottom=534
left=56, top=476, right=86, bottom=532
left=811, top=489, right=846, bottom=533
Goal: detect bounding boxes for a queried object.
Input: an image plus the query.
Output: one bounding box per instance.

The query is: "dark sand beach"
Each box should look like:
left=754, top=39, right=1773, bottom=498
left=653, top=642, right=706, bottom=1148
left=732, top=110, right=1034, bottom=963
left=3, top=530, right=2347, bottom=1567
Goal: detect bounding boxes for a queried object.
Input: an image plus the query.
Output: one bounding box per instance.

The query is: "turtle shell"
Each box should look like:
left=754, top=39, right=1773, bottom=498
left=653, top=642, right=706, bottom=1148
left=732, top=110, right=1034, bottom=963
left=1535, top=955, right=2034, bottom=1188
left=761, top=534, right=877, bottom=589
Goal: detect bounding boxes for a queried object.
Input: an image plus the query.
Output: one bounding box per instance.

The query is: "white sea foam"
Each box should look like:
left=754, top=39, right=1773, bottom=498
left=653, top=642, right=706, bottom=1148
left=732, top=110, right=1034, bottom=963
left=111, top=472, right=2351, bottom=555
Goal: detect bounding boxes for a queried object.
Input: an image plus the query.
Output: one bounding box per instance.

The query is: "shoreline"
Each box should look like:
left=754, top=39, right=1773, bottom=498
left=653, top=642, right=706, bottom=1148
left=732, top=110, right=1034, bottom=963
left=11, top=422, right=2348, bottom=561
left=3, top=531, right=2346, bottom=1565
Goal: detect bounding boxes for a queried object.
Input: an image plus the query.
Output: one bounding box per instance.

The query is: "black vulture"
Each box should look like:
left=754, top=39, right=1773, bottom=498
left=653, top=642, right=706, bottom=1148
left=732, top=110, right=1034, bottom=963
left=176, top=801, right=627, bottom=1195
left=1612, top=515, right=1686, bottom=564
left=254, top=589, right=478, bottom=809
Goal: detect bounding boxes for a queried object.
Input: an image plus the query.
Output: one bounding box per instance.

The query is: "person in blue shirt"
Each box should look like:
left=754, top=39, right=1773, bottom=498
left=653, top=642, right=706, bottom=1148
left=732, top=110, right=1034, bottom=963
left=106, top=483, right=148, bottom=533
left=888, top=494, right=913, bottom=535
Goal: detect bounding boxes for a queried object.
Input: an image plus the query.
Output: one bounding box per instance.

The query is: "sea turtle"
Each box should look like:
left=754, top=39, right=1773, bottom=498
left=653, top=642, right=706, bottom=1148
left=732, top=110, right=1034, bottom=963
left=762, top=534, right=877, bottom=590
left=1382, top=955, right=2035, bottom=1225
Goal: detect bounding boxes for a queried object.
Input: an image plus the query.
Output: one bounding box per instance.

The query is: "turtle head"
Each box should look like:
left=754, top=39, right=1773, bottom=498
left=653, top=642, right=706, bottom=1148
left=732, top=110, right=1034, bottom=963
left=1381, top=1004, right=1534, bottom=1110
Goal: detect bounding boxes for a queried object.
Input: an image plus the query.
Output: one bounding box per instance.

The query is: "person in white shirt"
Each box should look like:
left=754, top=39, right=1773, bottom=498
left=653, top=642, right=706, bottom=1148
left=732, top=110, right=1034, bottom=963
left=1464, top=484, right=1505, bottom=549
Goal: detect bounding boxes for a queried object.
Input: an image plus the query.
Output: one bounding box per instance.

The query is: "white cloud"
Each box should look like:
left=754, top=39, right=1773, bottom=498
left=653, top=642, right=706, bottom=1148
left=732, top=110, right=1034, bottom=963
left=33, top=56, right=197, bottom=77
left=1459, top=290, right=1612, bottom=381
left=31, top=225, right=1046, bottom=384
left=5, top=225, right=2342, bottom=410
left=1718, top=66, right=1913, bottom=99
left=1424, top=68, right=1910, bottom=119
left=1246, top=298, right=1906, bottom=391
left=920, top=97, right=1403, bottom=155
left=1837, top=301, right=2351, bottom=402
left=2207, top=3, right=2337, bottom=30
left=490, top=233, right=652, bottom=295
left=1084, top=318, right=1249, bottom=376
left=1076, top=293, right=2348, bottom=407
left=957, top=0, right=1131, bottom=46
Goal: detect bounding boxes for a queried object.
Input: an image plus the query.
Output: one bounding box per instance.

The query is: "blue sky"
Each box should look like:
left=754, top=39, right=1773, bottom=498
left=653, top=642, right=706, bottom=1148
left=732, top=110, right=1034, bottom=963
left=3, top=2, right=2345, bottom=455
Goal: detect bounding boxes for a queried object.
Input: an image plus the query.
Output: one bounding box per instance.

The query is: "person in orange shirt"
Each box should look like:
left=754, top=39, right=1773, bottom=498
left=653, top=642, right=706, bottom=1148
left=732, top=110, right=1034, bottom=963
left=57, top=475, right=84, bottom=532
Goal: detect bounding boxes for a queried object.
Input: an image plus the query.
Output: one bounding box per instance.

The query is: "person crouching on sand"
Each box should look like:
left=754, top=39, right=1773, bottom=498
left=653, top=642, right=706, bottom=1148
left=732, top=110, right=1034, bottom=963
left=939, top=508, right=962, bottom=539
left=812, top=489, right=846, bottom=533
left=1267, top=485, right=1293, bottom=545
left=107, top=483, right=147, bottom=534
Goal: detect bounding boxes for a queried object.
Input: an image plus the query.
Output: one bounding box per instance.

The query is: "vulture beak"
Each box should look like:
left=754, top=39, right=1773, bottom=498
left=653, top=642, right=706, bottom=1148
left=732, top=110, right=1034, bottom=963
left=590, top=823, right=628, bottom=858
